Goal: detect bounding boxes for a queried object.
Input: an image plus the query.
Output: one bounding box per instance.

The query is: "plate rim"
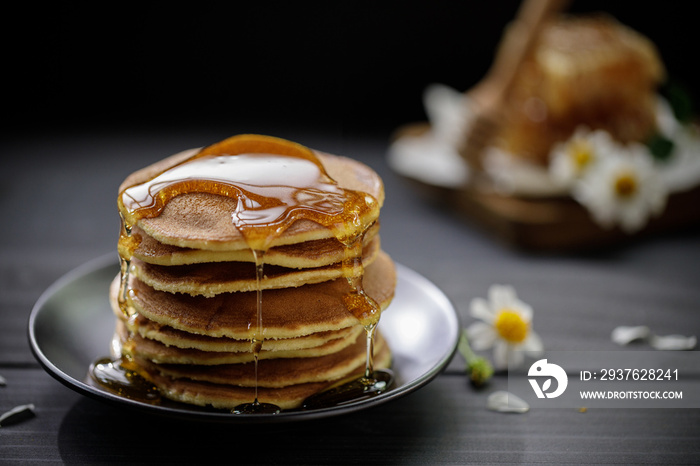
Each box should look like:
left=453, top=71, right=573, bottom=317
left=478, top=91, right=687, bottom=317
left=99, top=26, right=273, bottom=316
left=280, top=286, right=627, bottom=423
left=28, top=253, right=460, bottom=423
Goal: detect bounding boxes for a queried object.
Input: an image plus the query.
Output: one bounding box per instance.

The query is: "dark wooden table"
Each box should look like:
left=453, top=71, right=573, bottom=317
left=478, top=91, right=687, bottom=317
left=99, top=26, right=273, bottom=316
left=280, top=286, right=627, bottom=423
left=2, top=126, right=699, bottom=464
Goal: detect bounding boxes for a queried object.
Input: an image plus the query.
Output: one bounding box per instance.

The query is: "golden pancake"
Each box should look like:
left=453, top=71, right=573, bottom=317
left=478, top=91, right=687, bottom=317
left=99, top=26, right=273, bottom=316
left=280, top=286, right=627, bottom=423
left=129, top=221, right=380, bottom=267
left=112, top=251, right=396, bottom=340
left=137, top=332, right=387, bottom=388
left=139, top=341, right=392, bottom=410
left=116, top=320, right=364, bottom=365
left=129, top=234, right=380, bottom=297
left=118, top=148, right=385, bottom=251
left=120, top=312, right=360, bottom=353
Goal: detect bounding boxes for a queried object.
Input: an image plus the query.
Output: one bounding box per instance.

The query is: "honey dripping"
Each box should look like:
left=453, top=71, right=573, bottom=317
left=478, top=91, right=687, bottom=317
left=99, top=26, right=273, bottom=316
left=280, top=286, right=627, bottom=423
left=103, top=134, right=392, bottom=412
left=231, top=249, right=279, bottom=415
left=89, top=211, right=164, bottom=402
left=300, top=233, right=394, bottom=410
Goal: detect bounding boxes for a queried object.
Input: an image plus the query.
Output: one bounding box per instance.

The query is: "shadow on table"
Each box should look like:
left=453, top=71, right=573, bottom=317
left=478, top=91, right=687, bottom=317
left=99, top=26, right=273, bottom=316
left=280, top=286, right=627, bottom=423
left=56, top=380, right=508, bottom=465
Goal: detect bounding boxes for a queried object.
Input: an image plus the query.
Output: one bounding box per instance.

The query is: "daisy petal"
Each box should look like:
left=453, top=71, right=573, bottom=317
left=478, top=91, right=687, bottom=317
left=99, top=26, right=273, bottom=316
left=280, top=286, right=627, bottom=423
left=620, top=202, right=648, bottom=233
left=493, top=341, right=509, bottom=370
left=507, top=347, right=525, bottom=369
left=650, top=334, right=697, bottom=351
left=611, top=325, right=650, bottom=346
left=521, top=331, right=544, bottom=356
left=470, top=298, right=495, bottom=323
left=515, top=301, right=534, bottom=322
left=467, top=322, right=498, bottom=350
left=487, top=391, right=530, bottom=413
left=489, top=285, right=517, bottom=310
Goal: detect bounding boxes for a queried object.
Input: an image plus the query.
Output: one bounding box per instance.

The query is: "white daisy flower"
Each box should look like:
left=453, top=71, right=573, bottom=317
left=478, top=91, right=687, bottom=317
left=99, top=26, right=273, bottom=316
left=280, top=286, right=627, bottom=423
left=549, top=127, right=616, bottom=188
left=466, top=285, right=543, bottom=370
left=572, top=144, right=668, bottom=233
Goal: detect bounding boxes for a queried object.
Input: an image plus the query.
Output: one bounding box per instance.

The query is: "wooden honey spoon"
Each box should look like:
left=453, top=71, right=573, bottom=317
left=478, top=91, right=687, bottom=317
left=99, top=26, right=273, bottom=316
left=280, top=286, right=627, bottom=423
left=458, top=0, right=567, bottom=173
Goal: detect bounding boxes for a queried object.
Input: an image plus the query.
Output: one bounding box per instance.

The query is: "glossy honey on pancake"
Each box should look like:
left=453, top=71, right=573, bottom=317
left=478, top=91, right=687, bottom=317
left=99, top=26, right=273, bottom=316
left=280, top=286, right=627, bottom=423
left=117, top=137, right=384, bottom=252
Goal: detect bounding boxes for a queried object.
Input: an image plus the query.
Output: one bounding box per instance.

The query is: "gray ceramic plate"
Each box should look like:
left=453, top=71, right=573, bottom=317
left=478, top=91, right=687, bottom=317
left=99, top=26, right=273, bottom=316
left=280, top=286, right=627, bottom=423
left=28, top=253, right=460, bottom=423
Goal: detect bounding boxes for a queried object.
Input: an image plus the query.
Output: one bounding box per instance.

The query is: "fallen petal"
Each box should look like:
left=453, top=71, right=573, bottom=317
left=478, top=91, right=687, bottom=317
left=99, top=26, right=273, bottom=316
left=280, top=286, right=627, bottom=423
left=650, top=334, right=697, bottom=351
left=0, top=404, right=35, bottom=427
left=487, top=390, right=530, bottom=414
left=611, top=325, right=651, bottom=346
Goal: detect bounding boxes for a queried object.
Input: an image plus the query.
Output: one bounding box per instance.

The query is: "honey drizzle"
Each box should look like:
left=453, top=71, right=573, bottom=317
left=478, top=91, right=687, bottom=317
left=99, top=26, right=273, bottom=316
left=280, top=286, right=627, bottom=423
left=251, top=249, right=266, bottom=399
left=339, top=233, right=380, bottom=374
left=95, top=135, right=391, bottom=412
left=232, top=248, right=279, bottom=414
left=90, top=211, right=163, bottom=400
left=117, top=213, right=138, bottom=317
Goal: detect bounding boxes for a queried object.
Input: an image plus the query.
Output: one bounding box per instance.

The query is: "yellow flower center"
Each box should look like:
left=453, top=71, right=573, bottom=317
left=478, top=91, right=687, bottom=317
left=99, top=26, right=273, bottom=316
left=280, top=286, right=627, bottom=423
left=494, top=310, right=529, bottom=343
left=614, top=173, right=638, bottom=199
left=568, top=139, right=593, bottom=172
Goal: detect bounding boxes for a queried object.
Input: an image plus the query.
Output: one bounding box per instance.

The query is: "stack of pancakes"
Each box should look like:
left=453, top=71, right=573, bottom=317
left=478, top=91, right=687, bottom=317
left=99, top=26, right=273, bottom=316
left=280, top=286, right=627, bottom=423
left=108, top=135, right=395, bottom=410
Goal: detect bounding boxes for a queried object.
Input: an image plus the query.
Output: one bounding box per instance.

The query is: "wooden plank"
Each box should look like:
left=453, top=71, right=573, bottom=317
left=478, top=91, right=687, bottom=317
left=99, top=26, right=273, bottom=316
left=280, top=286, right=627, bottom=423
left=1, top=368, right=699, bottom=464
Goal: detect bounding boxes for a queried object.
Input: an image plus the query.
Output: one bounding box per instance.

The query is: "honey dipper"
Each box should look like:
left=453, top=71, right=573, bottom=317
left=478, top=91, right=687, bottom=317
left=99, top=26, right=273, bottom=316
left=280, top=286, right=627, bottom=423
left=458, top=0, right=567, bottom=172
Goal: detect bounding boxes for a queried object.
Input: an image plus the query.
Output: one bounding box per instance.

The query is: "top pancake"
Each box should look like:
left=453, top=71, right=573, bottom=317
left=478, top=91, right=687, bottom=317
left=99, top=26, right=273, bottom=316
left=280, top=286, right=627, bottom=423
left=118, top=147, right=385, bottom=251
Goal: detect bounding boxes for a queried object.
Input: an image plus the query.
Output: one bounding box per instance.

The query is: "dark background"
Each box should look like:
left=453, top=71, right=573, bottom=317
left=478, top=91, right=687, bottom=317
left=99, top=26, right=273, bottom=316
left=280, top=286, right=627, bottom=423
left=5, top=1, right=698, bottom=139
